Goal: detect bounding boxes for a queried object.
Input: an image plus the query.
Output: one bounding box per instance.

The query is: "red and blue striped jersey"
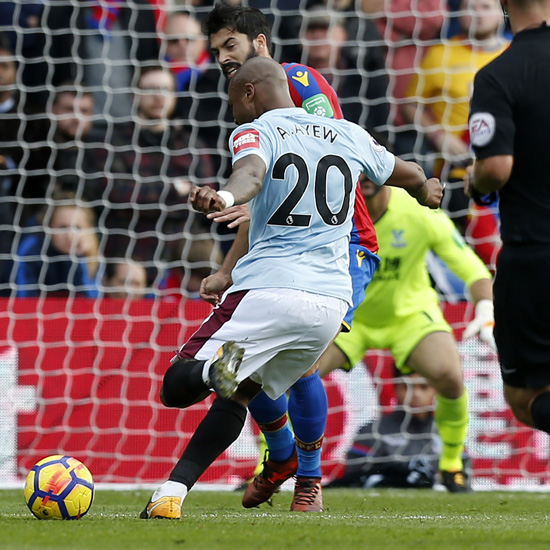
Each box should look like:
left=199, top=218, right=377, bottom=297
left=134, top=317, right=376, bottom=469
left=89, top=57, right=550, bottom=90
left=282, top=62, right=378, bottom=253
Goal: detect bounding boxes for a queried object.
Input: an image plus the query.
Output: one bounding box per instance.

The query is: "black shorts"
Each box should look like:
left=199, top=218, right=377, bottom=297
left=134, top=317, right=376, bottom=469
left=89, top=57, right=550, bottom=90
left=494, top=244, right=550, bottom=389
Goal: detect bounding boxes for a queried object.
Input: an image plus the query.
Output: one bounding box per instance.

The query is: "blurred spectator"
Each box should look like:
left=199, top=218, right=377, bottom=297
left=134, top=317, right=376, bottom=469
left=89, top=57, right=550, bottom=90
left=14, top=191, right=100, bottom=298
left=299, top=6, right=389, bottom=133
left=0, top=1, right=48, bottom=106
left=46, top=84, right=104, bottom=195
left=325, top=370, right=442, bottom=489
left=42, top=0, right=160, bottom=122
left=0, top=33, right=48, bottom=214
left=19, top=83, right=106, bottom=206
left=402, top=0, right=507, bottom=242
left=160, top=232, right=222, bottom=297
left=361, top=0, right=446, bottom=162
left=162, top=11, right=211, bottom=90
left=89, top=65, right=215, bottom=286
left=161, top=10, right=234, bottom=183
left=102, top=260, right=148, bottom=300
left=0, top=33, right=49, bottom=293
left=0, top=32, right=18, bottom=291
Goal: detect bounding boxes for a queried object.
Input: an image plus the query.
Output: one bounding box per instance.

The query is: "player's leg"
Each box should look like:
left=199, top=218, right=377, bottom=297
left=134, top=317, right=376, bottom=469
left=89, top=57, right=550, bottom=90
left=287, top=363, right=327, bottom=512
left=251, top=290, right=345, bottom=513
left=161, top=341, right=244, bottom=409
left=141, top=291, right=253, bottom=519
left=404, top=329, right=470, bottom=492
left=288, top=244, right=378, bottom=509
left=243, top=344, right=346, bottom=510
left=504, top=385, right=550, bottom=429
left=141, top=349, right=253, bottom=520
left=142, top=288, right=345, bottom=517
left=242, top=262, right=368, bottom=511
left=317, top=341, right=349, bottom=377
left=242, top=391, right=298, bottom=508
left=142, top=379, right=260, bottom=519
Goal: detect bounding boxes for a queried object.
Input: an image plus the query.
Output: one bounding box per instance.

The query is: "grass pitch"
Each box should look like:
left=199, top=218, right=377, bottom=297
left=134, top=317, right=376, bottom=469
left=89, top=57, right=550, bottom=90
left=1, top=488, right=549, bottom=550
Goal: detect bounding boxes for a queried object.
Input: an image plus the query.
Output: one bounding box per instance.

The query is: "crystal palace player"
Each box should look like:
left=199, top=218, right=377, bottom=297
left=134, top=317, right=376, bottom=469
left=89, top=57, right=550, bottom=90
left=140, top=57, right=442, bottom=519
left=202, top=2, right=381, bottom=511
left=466, top=0, right=550, bottom=434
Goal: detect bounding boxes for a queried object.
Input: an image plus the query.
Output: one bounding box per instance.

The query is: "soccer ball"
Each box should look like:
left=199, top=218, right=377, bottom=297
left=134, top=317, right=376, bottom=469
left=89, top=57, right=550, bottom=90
left=24, top=455, right=94, bottom=520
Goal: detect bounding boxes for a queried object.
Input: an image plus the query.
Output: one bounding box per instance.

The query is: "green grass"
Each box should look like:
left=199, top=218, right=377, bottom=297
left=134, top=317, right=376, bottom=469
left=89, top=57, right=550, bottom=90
left=1, top=488, right=549, bottom=550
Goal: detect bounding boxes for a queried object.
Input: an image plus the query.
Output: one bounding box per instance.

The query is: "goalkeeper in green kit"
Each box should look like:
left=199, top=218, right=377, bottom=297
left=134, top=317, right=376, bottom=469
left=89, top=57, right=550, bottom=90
left=319, top=176, right=494, bottom=492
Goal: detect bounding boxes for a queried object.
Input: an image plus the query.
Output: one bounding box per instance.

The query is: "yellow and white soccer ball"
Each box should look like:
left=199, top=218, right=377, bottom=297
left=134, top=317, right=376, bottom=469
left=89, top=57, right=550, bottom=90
left=24, top=455, right=94, bottom=520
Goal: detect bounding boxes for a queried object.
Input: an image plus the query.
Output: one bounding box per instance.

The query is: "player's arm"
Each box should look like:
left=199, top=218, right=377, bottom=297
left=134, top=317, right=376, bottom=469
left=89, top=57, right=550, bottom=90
left=385, top=157, right=443, bottom=209
left=356, top=126, right=442, bottom=208
left=428, top=210, right=495, bottom=347
left=190, top=155, right=266, bottom=213
left=199, top=222, right=250, bottom=305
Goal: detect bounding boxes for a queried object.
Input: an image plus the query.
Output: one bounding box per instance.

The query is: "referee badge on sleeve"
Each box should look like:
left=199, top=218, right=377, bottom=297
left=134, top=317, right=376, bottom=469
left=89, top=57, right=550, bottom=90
left=469, top=113, right=496, bottom=147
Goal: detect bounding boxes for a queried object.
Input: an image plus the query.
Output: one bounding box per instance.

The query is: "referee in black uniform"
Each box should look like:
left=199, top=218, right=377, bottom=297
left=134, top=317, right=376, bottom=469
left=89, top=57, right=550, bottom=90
left=465, top=0, right=550, bottom=433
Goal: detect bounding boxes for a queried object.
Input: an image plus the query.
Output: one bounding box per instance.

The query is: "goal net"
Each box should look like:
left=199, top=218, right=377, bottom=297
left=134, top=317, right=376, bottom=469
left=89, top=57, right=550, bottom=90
left=1, top=1, right=546, bottom=489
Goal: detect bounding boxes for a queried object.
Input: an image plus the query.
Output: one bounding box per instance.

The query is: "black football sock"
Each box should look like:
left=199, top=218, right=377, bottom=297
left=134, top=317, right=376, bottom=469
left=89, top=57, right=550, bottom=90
left=530, top=392, right=550, bottom=433
left=161, top=358, right=210, bottom=408
left=169, top=397, right=247, bottom=489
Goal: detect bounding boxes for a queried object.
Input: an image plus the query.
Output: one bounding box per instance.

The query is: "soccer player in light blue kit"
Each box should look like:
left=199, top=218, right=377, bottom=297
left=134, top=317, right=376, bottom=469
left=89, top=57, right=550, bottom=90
left=140, top=57, right=443, bottom=519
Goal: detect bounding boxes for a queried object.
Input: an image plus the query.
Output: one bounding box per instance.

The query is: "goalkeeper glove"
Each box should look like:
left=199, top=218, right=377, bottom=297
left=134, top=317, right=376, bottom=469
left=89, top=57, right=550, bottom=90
left=463, top=299, right=496, bottom=350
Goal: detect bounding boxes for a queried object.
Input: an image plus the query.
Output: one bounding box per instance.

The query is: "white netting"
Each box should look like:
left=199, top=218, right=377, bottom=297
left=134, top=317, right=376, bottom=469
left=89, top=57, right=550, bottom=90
left=1, top=1, right=544, bottom=489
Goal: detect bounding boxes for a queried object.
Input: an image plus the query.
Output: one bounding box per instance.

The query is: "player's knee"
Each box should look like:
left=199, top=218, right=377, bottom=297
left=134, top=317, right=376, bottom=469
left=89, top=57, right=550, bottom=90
left=529, top=392, right=550, bottom=433
left=426, top=362, right=463, bottom=398
left=503, top=385, right=541, bottom=428
left=161, top=358, right=209, bottom=408
left=508, top=400, right=533, bottom=427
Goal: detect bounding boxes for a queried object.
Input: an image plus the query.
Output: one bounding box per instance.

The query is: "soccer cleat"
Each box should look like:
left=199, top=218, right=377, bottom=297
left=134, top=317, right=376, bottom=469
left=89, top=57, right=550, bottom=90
left=208, top=341, right=245, bottom=400
left=242, top=449, right=298, bottom=508
left=139, top=496, right=183, bottom=519
left=291, top=476, right=323, bottom=512
left=440, top=470, right=473, bottom=493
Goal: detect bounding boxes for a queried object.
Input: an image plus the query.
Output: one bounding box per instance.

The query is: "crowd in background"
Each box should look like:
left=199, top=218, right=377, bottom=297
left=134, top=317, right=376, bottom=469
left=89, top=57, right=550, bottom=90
left=0, top=0, right=507, bottom=299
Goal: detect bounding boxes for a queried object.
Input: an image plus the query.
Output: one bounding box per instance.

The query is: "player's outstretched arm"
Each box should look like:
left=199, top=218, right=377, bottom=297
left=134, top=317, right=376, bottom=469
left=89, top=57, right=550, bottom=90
left=190, top=156, right=266, bottom=213
left=385, top=157, right=443, bottom=209
left=462, top=277, right=496, bottom=349
left=199, top=222, right=250, bottom=305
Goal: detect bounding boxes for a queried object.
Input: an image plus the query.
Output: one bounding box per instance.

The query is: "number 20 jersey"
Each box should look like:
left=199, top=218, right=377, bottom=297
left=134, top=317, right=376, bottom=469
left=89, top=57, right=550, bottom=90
left=228, top=107, right=395, bottom=305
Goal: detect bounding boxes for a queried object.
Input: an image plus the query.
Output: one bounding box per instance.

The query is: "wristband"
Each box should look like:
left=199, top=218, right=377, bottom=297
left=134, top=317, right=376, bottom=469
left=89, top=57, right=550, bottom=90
left=217, top=190, right=235, bottom=208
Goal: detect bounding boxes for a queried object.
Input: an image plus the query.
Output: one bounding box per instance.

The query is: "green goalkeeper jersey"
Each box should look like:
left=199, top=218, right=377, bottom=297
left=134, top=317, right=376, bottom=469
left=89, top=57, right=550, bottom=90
left=354, top=187, right=492, bottom=327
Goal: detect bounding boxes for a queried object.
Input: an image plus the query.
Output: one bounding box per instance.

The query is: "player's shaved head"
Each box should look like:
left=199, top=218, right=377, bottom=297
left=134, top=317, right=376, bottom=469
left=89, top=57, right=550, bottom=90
left=229, top=57, right=288, bottom=95
left=228, top=57, right=294, bottom=124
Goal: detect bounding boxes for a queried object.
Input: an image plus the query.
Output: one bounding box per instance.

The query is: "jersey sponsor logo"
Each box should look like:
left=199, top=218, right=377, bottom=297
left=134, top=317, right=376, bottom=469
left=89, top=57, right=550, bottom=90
left=390, top=229, right=407, bottom=248
left=232, top=129, right=260, bottom=155
left=302, top=93, right=334, bottom=118
left=291, top=70, right=310, bottom=87
left=469, top=112, right=496, bottom=147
